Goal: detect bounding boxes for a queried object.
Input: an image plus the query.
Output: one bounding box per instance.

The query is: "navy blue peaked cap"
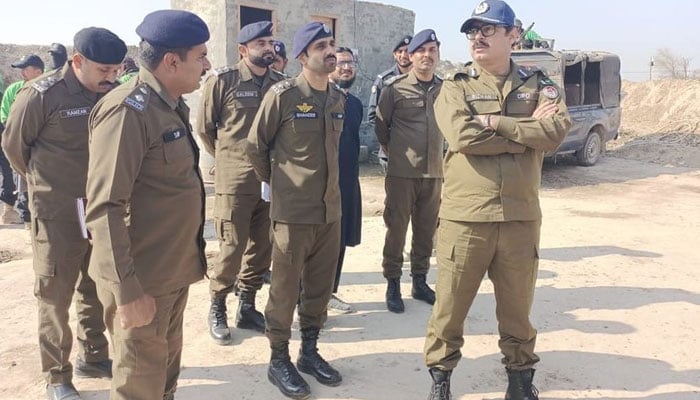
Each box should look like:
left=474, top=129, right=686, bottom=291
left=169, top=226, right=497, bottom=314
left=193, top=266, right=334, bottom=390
left=407, top=29, right=439, bottom=53
left=238, top=21, right=273, bottom=44
left=460, top=0, right=516, bottom=33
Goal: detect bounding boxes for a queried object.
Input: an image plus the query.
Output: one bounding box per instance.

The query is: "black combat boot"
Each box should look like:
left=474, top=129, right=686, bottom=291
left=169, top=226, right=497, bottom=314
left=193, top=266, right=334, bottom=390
left=268, top=342, right=311, bottom=400
left=411, top=274, right=436, bottom=305
left=505, top=368, right=539, bottom=400
left=385, top=277, right=405, bottom=313
left=427, top=368, right=452, bottom=400
left=208, top=296, right=232, bottom=345
left=297, top=328, right=342, bottom=386
left=235, top=290, right=266, bottom=333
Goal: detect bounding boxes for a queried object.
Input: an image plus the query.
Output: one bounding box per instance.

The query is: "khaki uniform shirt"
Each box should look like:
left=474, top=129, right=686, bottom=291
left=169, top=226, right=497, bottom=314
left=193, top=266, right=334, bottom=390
left=86, top=69, right=207, bottom=306
left=246, top=74, right=345, bottom=224
left=375, top=71, right=444, bottom=178
left=196, top=60, right=285, bottom=195
left=436, top=61, right=572, bottom=222
left=2, top=63, right=102, bottom=221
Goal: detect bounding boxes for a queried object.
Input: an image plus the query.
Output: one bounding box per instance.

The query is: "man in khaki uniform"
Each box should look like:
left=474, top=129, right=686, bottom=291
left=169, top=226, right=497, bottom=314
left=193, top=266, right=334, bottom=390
left=2, top=28, right=126, bottom=400
left=197, top=21, right=285, bottom=344
left=85, top=10, right=210, bottom=400
left=422, top=2, right=572, bottom=399
left=375, top=29, right=443, bottom=314
left=247, top=21, right=345, bottom=400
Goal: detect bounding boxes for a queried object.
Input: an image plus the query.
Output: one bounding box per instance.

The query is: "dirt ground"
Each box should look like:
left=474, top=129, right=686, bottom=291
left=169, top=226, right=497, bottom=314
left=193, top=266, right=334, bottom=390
left=1, top=143, right=699, bottom=399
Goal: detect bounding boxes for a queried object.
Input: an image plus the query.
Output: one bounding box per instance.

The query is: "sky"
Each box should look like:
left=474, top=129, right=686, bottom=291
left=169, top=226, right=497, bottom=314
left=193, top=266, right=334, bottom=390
left=1, top=0, right=699, bottom=81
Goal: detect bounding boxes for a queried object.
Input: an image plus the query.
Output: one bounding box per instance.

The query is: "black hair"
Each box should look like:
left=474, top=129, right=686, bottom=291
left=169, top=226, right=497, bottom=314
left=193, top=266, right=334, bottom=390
left=138, top=40, right=191, bottom=71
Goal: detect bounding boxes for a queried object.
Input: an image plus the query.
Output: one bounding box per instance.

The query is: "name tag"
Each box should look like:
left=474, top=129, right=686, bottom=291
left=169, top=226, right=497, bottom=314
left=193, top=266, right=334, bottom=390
left=163, top=129, right=185, bottom=143
left=59, top=107, right=90, bottom=118
left=235, top=90, right=258, bottom=98
left=466, top=94, right=498, bottom=101
left=515, top=92, right=539, bottom=101
left=332, top=113, right=344, bottom=120
left=294, top=112, right=318, bottom=119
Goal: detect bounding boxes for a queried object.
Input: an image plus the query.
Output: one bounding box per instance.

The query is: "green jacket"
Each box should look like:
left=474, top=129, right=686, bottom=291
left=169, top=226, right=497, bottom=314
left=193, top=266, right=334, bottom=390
left=0, top=81, right=25, bottom=124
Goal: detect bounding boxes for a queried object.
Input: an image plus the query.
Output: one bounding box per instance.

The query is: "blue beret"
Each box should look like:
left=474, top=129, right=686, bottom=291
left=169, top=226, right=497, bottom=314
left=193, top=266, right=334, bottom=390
left=460, top=0, right=516, bottom=33
left=238, top=21, right=273, bottom=44
left=136, top=10, right=210, bottom=48
left=393, top=35, right=413, bottom=52
left=292, top=22, right=333, bottom=59
left=273, top=40, right=287, bottom=58
left=407, top=29, right=439, bottom=53
left=73, top=27, right=127, bottom=65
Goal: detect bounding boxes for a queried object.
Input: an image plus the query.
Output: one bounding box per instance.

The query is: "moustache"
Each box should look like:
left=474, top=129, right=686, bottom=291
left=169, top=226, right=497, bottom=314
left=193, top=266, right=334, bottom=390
left=474, top=40, right=489, bottom=48
left=98, top=81, right=115, bottom=87
left=325, top=55, right=337, bottom=62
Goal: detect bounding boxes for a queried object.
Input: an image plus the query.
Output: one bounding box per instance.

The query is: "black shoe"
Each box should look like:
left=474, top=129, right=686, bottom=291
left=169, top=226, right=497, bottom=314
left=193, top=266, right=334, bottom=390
left=46, top=383, right=82, bottom=400
left=74, top=358, right=112, bottom=379
left=386, top=278, right=405, bottom=313
left=297, top=328, right=342, bottom=386
left=427, top=368, right=452, bottom=400
left=505, top=368, right=539, bottom=400
left=208, top=296, right=232, bottom=345
left=411, top=274, right=436, bottom=305
left=235, top=290, right=266, bottom=333
left=268, top=342, right=311, bottom=400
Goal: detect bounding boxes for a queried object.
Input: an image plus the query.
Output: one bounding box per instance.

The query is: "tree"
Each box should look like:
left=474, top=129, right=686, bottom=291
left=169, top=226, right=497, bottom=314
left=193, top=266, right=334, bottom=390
left=654, top=48, right=692, bottom=79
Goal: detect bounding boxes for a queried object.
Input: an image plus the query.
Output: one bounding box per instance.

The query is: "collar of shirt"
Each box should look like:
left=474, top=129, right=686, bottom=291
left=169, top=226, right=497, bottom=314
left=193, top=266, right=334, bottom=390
left=138, top=68, right=179, bottom=110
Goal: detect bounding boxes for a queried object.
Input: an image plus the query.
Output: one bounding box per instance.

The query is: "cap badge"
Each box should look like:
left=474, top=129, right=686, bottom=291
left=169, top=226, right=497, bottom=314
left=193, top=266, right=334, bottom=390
left=297, top=103, right=314, bottom=113
left=430, top=33, right=436, bottom=40
left=475, top=1, right=489, bottom=14
left=542, top=86, right=559, bottom=99
left=274, top=44, right=281, bottom=52
left=322, top=24, right=330, bottom=33
left=404, top=38, right=410, bottom=44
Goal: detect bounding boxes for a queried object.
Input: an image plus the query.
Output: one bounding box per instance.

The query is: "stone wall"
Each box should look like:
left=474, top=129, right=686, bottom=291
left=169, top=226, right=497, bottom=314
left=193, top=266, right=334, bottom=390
left=171, top=0, right=416, bottom=153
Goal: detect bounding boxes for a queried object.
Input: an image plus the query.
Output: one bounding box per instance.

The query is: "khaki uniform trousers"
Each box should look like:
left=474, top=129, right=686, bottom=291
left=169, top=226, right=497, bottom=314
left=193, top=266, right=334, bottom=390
left=265, top=221, right=340, bottom=345
left=209, top=193, right=271, bottom=297
left=31, top=217, right=109, bottom=384
left=424, top=219, right=541, bottom=371
left=98, top=286, right=189, bottom=400
left=382, top=176, right=441, bottom=279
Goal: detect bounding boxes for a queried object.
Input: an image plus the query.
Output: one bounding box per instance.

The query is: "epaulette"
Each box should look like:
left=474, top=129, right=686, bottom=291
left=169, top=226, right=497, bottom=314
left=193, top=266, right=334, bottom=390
left=271, top=79, right=296, bottom=95
left=447, top=64, right=479, bottom=81
left=271, top=69, right=288, bottom=80
left=517, top=65, right=542, bottom=80
left=384, top=73, right=408, bottom=87
left=31, top=73, right=61, bottom=94
left=213, top=66, right=233, bottom=77
left=379, top=69, right=395, bottom=80
left=122, top=84, right=151, bottom=112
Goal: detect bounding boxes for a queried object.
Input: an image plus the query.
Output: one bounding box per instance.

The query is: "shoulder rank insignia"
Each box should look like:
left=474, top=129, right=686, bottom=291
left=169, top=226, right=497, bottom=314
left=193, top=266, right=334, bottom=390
left=32, top=75, right=60, bottom=94
left=123, top=84, right=150, bottom=112
left=213, top=66, right=232, bottom=76
left=270, top=69, right=287, bottom=80
left=384, top=73, right=407, bottom=86
left=540, top=77, right=556, bottom=86
left=271, top=79, right=295, bottom=95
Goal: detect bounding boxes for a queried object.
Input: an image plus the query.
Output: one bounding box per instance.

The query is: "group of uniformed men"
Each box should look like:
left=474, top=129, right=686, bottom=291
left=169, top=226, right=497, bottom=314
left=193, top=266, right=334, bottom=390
left=0, top=0, right=571, bottom=399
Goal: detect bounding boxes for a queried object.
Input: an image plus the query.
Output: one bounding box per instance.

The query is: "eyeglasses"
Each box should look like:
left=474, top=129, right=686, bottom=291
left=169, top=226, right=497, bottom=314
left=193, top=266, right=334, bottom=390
left=465, top=24, right=508, bottom=40
left=337, top=61, right=357, bottom=69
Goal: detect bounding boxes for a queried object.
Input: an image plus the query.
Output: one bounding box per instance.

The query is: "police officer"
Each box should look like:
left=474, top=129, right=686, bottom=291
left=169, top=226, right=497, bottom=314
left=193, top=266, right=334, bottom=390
left=86, top=10, right=210, bottom=400
left=48, top=43, right=68, bottom=70
left=197, top=21, right=285, bottom=344
left=247, top=21, right=345, bottom=400
left=367, top=34, right=413, bottom=124
left=271, top=40, right=289, bottom=75
left=422, top=2, right=572, bottom=399
left=368, top=34, right=413, bottom=168
left=375, top=29, right=443, bottom=314
left=2, top=27, right=126, bottom=400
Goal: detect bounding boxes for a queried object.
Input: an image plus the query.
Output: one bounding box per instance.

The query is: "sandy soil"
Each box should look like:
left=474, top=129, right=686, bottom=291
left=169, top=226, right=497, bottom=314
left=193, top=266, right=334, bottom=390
left=1, top=152, right=699, bottom=400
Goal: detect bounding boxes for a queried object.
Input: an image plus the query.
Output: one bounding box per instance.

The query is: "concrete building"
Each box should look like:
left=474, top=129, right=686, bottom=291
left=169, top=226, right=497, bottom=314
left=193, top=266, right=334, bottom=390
left=172, top=0, right=415, bottom=157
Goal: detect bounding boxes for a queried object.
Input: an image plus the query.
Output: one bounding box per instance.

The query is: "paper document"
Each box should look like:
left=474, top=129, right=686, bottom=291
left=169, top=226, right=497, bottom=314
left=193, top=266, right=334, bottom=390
left=75, top=198, right=90, bottom=240
left=261, top=182, right=270, bottom=202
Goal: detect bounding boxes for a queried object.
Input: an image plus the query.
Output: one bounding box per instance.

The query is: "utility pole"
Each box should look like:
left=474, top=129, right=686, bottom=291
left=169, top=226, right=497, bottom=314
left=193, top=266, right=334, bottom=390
left=649, top=56, right=654, bottom=81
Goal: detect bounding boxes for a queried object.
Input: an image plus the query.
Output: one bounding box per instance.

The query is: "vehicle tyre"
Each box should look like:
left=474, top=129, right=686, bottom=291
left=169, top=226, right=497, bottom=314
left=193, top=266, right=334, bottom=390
left=576, top=130, right=603, bottom=166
